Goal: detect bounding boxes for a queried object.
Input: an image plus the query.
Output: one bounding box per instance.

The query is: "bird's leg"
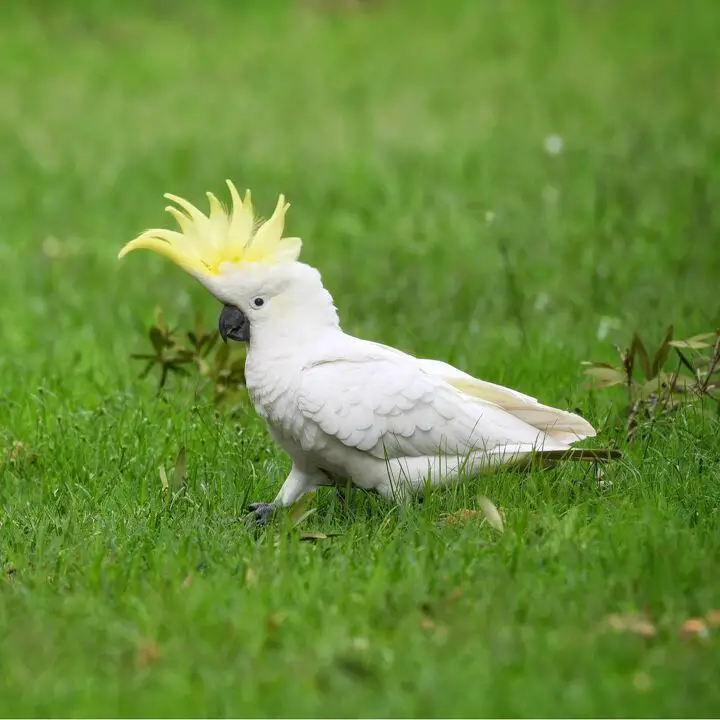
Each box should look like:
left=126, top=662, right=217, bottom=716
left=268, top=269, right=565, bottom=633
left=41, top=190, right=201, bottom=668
left=246, top=501, right=277, bottom=526
left=248, top=465, right=322, bottom=526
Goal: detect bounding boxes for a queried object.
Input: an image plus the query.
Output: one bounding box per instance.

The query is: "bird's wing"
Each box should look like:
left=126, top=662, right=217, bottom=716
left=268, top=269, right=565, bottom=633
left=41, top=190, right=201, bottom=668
left=414, top=358, right=596, bottom=443
left=295, top=340, right=560, bottom=460
left=361, top=342, right=596, bottom=443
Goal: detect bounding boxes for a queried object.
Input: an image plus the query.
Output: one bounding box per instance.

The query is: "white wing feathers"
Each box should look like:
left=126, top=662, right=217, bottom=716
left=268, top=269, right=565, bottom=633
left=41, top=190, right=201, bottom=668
left=415, top=358, right=596, bottom=444
left=295, top=339, right=587, bottom=461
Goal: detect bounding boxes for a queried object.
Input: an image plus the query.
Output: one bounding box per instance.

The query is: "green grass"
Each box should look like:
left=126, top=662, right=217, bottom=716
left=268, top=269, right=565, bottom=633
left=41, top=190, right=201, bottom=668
left=1, top=0, right=720, bottom=716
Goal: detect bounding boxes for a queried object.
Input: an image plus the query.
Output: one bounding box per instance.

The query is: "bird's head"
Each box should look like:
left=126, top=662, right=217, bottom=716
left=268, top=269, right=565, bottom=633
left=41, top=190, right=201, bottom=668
left=119, top=181, right=339, bottom=345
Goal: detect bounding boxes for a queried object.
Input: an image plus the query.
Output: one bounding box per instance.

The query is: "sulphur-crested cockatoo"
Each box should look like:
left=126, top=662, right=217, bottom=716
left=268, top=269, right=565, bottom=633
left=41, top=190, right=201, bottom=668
left=119, top=182, right=618, bottom=524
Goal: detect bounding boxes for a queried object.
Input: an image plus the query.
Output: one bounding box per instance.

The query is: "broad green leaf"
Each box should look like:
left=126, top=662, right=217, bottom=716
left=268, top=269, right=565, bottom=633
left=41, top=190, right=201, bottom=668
left=149, top=326, right=166, bottom=353
left=631, top=333, right=652, bottom=379
left=651, top=325, right=674, bottom=377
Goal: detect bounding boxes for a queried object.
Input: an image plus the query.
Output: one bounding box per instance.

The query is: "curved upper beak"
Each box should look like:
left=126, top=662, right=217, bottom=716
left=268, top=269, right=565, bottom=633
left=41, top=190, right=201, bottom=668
left=218, top=304, right=250, bottom=343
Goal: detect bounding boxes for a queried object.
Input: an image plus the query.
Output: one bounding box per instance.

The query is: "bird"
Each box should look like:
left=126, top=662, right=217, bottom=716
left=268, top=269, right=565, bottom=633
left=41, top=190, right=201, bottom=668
left=119, top=181, right=620, bottom=524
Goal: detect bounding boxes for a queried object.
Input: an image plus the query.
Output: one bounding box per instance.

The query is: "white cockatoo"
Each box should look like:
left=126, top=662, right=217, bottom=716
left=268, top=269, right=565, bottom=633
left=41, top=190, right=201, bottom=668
left=119, top=182, right=619, bottom=524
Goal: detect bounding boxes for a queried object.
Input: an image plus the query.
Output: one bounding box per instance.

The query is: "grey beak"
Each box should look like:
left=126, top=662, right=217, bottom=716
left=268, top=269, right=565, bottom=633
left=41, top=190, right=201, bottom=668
left=218, top=304, right=250, bottom=343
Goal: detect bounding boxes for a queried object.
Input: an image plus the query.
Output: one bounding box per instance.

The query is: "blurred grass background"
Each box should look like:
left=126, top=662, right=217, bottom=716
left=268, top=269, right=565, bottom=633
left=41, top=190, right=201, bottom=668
left=1, top=0, right=719, bottom=716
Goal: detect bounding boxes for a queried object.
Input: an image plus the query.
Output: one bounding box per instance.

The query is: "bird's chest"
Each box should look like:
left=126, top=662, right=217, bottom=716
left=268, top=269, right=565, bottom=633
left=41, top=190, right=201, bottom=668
left=244, top=350, right=334, bottom=466
left=244, top=352, right=302, bottom=432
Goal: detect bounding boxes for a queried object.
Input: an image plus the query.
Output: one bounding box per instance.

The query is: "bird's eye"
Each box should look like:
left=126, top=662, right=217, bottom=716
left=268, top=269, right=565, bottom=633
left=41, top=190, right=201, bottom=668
left=251, top=296, right=266, bottom=309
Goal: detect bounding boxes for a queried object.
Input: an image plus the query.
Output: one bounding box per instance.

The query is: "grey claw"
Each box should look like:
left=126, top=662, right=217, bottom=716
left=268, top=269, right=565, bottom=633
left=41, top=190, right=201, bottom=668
left=247, top=502, right=276, bottom=526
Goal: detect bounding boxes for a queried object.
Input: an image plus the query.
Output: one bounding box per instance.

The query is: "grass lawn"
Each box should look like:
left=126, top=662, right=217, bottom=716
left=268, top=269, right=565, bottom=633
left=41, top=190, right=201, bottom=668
left=1, top=0, right=720, bottom=716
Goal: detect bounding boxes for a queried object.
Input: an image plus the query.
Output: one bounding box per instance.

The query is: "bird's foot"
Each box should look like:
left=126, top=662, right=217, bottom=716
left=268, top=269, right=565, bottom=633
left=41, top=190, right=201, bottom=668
left=247, top=502, right=276, bottom=526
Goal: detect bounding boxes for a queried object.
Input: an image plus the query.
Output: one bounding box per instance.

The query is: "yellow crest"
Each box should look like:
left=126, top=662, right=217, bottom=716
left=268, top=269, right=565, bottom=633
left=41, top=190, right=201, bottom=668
left=118, top=180, right=302, bottom=276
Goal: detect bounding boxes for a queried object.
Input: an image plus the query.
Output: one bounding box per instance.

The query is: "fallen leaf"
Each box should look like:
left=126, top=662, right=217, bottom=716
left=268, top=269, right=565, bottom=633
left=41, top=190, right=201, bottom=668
left=180, top=572, right=193, bottom=589
left=604, top=613, right=657, bottom=638
left=10, top=441, right=25, bottom=461
left=135, top=640, right=161, bottom=669
left=679, top=618, right=709, bottom=639
left=705, top=609, right=720, bottom=627
left=478, top=495, right=505, bottom=534
left=3, top=441, right=36, bottom=466
left=441, top=509, right=482, bottom=525
left=299, top=531, right=329, bottom=541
